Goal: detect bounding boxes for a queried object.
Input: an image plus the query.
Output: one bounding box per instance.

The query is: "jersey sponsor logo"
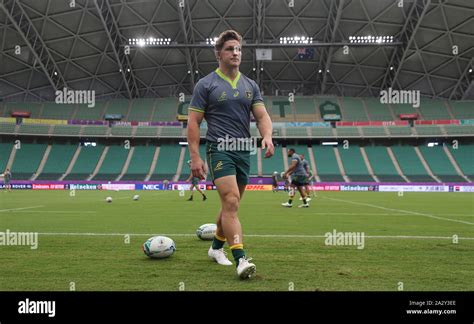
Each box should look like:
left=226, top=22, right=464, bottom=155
left=218, top=91, right=227, bottom=102
left=214, top=161, right=223, bottom=171
left=245, top=90, right=252, bottom=100
left=233, top=90, right=239, bottom=97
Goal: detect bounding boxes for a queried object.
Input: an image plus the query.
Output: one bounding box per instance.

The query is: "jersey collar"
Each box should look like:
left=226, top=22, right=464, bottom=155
left=215, top=68, right=241, bottom=89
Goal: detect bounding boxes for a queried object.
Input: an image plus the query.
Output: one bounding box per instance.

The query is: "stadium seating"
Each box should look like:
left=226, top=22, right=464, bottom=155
left=93, top=145, right=129, bottom=181
left=149, top=144, right=182, bottom=180
left=5, top=103, right=42, bottom=118
left=110, top=126, right=133, bottom=137
left=337, top=146, right=373, bottom=182
left=121, top=146, right=156, bottom=181
left=0, top=123, right=17, bottom=134
left=311, top=127, right=334, bottom=137
left=390, top=103, right=417, bottom=118
left=335, top=127, right=360, bottom=137
left=312, top=145, right=344, bottom=182
left=450, top=101, right=474, bottom=119
left=41, top=103, right=75, bottom=120
left=128, top=99, right=155, bottom=121
left=387, top=126, right=412, bottom=136
left=81, top=125, right=109, bottom=137
left=294, top=97, right=318, bottom=121
left=135, top=126, right=158, bottom=137
left=37, top=144, right=77, bottom=180
left=51, top=125, right=82, bottom=136
left=10, top=143, right=47, bottom=180
left=74, top=102, right=106, bottom=120
left=364, top=146, right=404, bottom=182
left=390, top=145, right=434, bottom=182
left=105, top=99, right=130, bottom=118
left=0, top=143, right=12, bottom=171
left=419, top=99, right=451, bottom=120
left=360, top=127, right=387, bottom=137
left=64, top=144, right=104, bottom=180
left=414, top=125, right=444, bottom=136
left=341, top=97, right=369, bottom=121
left=419, top=146, right=465, bottom=182
left=443, top=125, right=474, bottom=136
left=448, top=144, right=474, bottom=178
left=153, top=98, right=178, bottom=121
left=250, top=147, right=259, bottom=176
left=17, top=124, right=51, bottom=135
left=364, top=98, right=394, bottom=121
left=261, top=145, right=284, bottom=176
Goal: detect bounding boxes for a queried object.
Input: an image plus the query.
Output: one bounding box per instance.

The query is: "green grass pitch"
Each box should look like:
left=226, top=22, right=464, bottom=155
left=0, top=190, right=473, bottom=291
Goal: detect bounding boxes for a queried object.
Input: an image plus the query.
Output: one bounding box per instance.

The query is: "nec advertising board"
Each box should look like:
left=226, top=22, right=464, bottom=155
left=136, top=184, right=164, bottom=190
left=32, top=184, right=65, bottom=190
left=0, top=183, right=32, bottom=190
left=378, top=185, right=449, bottom=192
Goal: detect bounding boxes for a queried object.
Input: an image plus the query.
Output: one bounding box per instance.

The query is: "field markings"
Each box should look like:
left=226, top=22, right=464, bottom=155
left=9, top=211, right=97, bottom=214
left=322, top=197, right=474, bottom=226
left=35, top=232, right=474, bottom=240
left=0, top=205, right=44, bottom=213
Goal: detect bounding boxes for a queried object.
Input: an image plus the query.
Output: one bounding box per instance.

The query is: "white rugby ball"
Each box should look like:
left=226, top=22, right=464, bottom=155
left=143, top=236, right=176, bottom=259
left=106, top=196, right=113, bottom=203
left=133, top=195, right=139, bottom=201
left=196, top=223, right=217, bottom=241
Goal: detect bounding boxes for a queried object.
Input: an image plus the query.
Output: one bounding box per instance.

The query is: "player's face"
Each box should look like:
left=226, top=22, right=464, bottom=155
left=218, top=39, right=241, bottom=68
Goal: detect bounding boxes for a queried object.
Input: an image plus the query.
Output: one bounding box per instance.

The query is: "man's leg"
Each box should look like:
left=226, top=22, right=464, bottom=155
left=282, top=184, right=296, bottom=207
left=187, top=185, right=194, bottom=201
left=297, top=186, right=309, bottom=207
left=196, top=187, right=207, bottom=200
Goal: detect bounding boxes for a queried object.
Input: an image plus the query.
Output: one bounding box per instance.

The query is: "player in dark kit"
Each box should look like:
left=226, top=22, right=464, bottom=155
left=282, top=149, right=309, bottom=208
left=185, top=160, right=207, bottom=201
left=2, top=168, right=12, bottom=192
left=187, top=30, right=274, bottom=279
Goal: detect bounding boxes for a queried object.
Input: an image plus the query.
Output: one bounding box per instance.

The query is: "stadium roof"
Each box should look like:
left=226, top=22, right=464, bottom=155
left=0, top=0, right=472, bottom=102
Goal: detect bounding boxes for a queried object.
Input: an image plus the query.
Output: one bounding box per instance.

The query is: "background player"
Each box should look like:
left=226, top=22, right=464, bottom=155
left=185, top=160, right=207, bottom=201
left=281, top=148, right=309, bottom=208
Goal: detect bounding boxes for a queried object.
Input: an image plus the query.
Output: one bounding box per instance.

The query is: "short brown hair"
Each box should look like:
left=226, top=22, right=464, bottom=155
left=215, top=30, right=242, bottom=51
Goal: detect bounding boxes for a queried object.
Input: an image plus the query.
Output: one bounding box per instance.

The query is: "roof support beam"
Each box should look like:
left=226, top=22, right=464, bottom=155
left=94, top=0, right=139, bottom=99
left=380, top=0, right=431, bottom=92
left=449, top=58, right=473, bottom=100
left=316, top=0, right=345, bottom=94
left=253, top=0, right=264, bottom=89
left=0, top=0, right=67, bottom=92
left=177, top=0, right=199, bottom=89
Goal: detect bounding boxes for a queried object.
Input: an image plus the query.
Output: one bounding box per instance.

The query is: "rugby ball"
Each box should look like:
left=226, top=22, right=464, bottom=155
left=143, top=236, right=176, bottom=259
left=196, top=223, right=217, bottom=241
left=106, top=196, right=113, bottom=203
left=133, top=195, right=139, bottom=201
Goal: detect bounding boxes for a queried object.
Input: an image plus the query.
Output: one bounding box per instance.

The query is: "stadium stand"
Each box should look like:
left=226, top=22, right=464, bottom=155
left=41, top=103, right=75, bottom=120
left=17, top=124, right=51, bottom=135
left=64, top=144, right=104, bottom=180
left=152, top=98, right=178, bottom=121
left=261, top=145, right=284, bottom=176
left=51, top=125, right=82, bottom=136
left=74, top=102, right=106, bottom=120
left=419, top=99, right=452, bottom=120
left=337, top=146, right=373, bottom=182
left=0, top=143, right=12, bottom=171
left=364, top=97, right=394, bottom=121
left=312, top=145, right=344, bottom=182
left=149, top=144, right=182, bottom=180
left=390, top=145, right=434, bottom=182
left=419, top=146, right=465, bottom=182
left=10, top=143, right=47, bottom=180
left=37, top=144, right=77, bottom=180
left=127, top=99, right=155, bottom=122
left=294, top=97, right=318, bottom=121
left=4, top=102, right=42, bottom=118
left=364, top=146, right=404, bottom=182
left=121, top=146, right=156, bottom=181
left=179, top=145, right=207, bottom=180
left=448, top=144, right=474, bottom=179
left=341, top=97, right=369, bottom=121
left=450, top=101, right=474, bottom=119
left=93, top=145, right=129, bottom=181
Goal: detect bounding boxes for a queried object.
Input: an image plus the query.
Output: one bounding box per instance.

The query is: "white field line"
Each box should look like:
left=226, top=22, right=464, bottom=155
left=35, top=232, right=474, bottom=240
left=0, top=205, right=44, bottom=213
left=322, top=197, right=474, bottom=226
left=10, top=211, right=97, bottom=214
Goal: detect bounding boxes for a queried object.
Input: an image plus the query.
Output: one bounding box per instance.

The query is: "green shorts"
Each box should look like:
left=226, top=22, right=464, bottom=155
left=291, top=175, right=308, bottom=187
left=191, top=177, right=199, bottom=186
left=206, top=142, right=250, bottom=186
